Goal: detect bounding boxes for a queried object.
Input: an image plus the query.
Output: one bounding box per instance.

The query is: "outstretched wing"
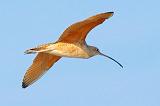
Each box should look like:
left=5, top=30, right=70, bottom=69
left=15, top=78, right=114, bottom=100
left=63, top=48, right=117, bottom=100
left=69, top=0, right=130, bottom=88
left=58, top=12, right=114, bottom=43
left=22, top=53, right=61, bottom=88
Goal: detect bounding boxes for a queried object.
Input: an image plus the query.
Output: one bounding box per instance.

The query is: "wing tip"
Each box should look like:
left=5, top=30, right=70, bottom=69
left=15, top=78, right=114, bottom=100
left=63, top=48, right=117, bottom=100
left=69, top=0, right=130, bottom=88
left=106, top=12, right=114, bottom=14
left=22, top=82, right=28, bottom=88
left=104, top=12, right=114, bottom=18
left=95, top=12, right=114, bottom=20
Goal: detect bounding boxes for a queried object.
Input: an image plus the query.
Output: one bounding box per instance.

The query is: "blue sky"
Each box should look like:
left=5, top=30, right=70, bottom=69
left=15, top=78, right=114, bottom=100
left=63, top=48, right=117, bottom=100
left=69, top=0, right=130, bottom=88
left=0, top=0, right=160, bottom=106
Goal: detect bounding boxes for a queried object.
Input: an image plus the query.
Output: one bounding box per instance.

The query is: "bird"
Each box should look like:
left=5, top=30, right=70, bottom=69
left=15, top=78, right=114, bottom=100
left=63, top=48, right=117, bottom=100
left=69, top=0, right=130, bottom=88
left=22, top=12, right=123, bottom=88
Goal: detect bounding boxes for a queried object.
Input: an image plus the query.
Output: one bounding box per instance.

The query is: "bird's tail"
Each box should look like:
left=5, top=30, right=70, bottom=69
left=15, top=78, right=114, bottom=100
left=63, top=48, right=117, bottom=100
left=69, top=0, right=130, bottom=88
left=24, top=48, right=40, bottom=54
left=24, top=46, right=48, bottom=54
left=24, top=43, right=54, bottom=54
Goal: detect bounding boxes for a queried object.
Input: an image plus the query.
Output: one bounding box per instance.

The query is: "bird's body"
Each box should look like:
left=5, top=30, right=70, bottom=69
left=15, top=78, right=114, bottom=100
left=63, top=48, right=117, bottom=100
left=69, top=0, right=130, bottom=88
left=27, top=42, right=92, bottom=58
left=22, top=12, right=123, bottom=88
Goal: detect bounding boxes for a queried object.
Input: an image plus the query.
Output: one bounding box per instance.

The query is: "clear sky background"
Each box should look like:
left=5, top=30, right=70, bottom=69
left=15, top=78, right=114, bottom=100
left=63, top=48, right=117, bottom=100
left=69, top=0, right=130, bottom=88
left=0, top=0, right=160, bottom=106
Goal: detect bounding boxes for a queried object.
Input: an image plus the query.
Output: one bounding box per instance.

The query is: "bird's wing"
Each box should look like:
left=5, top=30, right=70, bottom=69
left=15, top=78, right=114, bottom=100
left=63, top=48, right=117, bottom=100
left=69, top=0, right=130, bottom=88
left=22, top=53, right=61, bottom=88
left=58, top=12, right=114, bottom=43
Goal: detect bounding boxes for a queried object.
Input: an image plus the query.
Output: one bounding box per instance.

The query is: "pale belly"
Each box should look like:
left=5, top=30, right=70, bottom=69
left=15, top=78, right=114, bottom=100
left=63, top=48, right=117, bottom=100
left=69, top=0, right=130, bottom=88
left=46, top=42, right=90, bottom=58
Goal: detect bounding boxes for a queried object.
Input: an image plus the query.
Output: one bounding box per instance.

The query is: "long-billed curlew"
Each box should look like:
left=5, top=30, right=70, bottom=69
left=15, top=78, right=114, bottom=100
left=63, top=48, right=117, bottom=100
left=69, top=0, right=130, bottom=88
left=22, top=12, right=123, bottom=88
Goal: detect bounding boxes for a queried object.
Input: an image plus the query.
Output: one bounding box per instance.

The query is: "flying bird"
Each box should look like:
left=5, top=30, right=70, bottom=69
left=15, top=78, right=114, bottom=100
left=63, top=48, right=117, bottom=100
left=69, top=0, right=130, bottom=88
left=22, top=12, right=123, bottom=88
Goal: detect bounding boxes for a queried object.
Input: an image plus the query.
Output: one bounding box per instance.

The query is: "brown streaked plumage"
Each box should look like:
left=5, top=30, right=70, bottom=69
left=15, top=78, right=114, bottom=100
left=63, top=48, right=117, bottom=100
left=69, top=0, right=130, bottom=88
left=22, top=12, right=123, bottom=88
left=22, top=53, right=61, bottom=88
left=58, top=12, right=114, bottom=43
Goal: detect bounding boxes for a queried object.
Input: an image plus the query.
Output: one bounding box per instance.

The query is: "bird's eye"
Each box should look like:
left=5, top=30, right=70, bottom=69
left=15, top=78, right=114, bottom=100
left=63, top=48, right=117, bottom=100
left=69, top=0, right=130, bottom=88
left=96, top=48, right=99, bottom=51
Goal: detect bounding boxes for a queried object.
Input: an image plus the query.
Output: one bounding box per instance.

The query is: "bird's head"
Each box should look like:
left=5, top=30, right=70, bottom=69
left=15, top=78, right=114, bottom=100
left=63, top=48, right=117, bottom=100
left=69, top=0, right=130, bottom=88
left=89, top=46, right=123, bottom=68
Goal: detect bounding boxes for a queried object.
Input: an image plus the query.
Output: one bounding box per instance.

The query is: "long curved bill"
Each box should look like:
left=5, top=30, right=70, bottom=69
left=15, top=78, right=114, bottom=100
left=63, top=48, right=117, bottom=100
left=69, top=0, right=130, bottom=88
left=99, top=52, right=123, bottom=68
